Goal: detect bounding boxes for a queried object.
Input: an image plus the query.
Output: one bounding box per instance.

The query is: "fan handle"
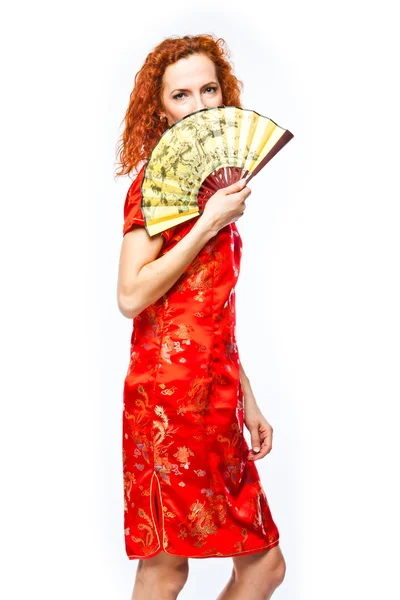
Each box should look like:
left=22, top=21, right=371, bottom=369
left=197, top=166, right=250, bottom=212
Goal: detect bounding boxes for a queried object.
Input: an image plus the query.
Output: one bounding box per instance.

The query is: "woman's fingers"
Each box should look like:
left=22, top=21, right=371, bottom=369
left=248, top=423, right=273, bottom=461
left=249, top=426, right=261, bottom=454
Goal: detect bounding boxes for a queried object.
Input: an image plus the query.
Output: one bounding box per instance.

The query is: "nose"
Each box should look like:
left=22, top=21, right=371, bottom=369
left=194, top=97, right=207, bottom=112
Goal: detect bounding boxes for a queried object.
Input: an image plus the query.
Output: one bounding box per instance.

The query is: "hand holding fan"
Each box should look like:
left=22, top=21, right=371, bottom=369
left=140, top=106, right=294, bottom=236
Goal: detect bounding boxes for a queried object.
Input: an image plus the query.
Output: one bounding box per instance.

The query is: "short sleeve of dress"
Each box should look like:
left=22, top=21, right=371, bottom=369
left=122, top=163, right=175, bottom=244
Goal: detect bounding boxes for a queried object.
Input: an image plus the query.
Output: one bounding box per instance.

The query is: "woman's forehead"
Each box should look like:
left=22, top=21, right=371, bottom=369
left=163, top=54, right=217, bottom=87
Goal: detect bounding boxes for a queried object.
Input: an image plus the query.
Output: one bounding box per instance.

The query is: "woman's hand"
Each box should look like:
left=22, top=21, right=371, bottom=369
left=200, top=178, right=251, bottom=234
left=244, top=401, right=274, bottom=461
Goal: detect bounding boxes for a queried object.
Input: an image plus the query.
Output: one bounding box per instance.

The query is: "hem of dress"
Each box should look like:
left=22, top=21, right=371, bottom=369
left=126, top=537, right=280, bottom=561
left=126, top=450, right=281, bottom=562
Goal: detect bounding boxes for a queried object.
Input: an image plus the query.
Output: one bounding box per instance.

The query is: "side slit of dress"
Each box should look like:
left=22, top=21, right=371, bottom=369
left=148, top=471, right=164, bottom=556
left=154, top=492, right=160, bottom=524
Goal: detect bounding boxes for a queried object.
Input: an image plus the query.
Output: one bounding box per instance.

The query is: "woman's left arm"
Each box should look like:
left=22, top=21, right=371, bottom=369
left=239, top=360, right=274, bottom=461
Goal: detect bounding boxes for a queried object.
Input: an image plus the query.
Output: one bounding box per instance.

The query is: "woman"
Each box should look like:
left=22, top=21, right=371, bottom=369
left=116, top=34, right=286, bottom=600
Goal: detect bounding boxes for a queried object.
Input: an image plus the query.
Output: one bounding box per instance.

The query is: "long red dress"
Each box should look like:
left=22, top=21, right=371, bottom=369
left=122, top=162, right=280, bottom=559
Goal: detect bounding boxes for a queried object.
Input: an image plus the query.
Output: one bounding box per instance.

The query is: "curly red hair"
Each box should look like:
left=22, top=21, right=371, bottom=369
left=114, top=34, right=243, bottom=179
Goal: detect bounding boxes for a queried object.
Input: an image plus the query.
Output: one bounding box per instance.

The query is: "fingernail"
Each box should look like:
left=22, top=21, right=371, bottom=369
left=253, top=446, right=260, bottom=453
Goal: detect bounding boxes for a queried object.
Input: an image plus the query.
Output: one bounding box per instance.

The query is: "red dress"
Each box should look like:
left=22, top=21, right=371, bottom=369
left=122, top=163, right=280, bottom=559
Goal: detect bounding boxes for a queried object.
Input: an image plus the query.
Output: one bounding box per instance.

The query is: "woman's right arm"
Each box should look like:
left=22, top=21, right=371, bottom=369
left=117, top=215, right=217, bottom=318
left=117, top=178, right=251, bottom=319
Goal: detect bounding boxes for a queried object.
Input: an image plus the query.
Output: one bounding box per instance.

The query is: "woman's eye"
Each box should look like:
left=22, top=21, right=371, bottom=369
left=173, top=87, right=217, bottom=100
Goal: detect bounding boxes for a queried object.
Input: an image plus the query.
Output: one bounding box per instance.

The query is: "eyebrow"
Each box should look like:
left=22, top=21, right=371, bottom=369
left=170, top=81, right=219, bottom=95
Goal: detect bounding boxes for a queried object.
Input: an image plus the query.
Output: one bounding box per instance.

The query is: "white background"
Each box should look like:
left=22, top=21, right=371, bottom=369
left=1, top=1, right=399, bottom=598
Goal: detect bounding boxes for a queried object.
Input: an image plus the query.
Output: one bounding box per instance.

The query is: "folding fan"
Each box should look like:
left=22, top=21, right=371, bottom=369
left=140, top=106, right=294, bottom=236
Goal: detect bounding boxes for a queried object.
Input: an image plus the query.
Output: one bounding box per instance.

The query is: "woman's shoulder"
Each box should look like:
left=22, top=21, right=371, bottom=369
left=122, top=163, right=148, bottom=235
left=124, top=163, right=146, bottom=207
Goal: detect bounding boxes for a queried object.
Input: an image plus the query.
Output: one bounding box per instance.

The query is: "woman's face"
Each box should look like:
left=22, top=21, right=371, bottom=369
left=159, top=53, right=224, bottom=127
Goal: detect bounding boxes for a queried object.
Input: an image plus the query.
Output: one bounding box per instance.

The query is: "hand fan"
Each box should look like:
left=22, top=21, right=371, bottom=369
left=140, top=105, right=294, bottom=236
